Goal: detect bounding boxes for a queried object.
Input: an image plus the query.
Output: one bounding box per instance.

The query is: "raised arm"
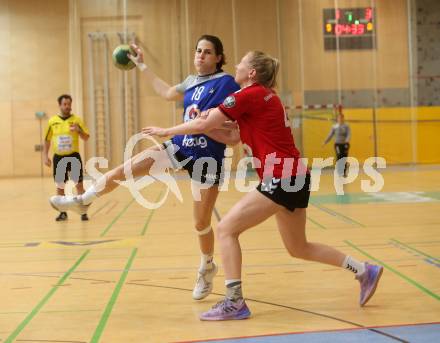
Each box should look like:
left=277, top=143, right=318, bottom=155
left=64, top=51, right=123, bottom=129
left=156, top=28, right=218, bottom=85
left=128, top=43, right=183, bottom=101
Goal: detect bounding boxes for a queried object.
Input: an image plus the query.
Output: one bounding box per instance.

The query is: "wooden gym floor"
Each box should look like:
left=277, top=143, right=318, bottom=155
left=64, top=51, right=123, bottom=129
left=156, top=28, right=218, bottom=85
left=0, top=165, right=439, bottom=342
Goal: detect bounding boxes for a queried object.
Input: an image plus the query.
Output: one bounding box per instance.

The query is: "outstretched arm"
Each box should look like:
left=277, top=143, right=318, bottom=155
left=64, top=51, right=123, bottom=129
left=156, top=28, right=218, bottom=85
left=202, top=112, right=240, bottom=145
left=143, top=108, right=229, bottom=138
left=205, top=127, right=240, bottom=146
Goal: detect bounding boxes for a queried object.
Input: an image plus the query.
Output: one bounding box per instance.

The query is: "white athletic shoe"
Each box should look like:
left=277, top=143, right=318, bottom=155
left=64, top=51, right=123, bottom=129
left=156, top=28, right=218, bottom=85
left=192, top=262, right=218, bottom=300
left=49, top=195, right=89, bottom=215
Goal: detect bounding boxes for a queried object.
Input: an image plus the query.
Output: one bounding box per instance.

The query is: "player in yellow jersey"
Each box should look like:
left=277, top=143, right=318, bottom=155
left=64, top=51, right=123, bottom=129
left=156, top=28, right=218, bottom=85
left=43, top=94, right=90, bottom=221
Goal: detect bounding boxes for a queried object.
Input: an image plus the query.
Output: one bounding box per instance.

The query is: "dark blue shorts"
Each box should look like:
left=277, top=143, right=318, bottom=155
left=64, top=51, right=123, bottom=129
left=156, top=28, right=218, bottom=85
left=162, top=140, right=223, bottom=185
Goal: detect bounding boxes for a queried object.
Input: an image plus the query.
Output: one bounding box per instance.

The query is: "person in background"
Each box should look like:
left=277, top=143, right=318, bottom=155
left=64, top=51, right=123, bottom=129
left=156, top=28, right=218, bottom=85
left=44, top=94, right=90, bottom=221
left=323, top=112, right=351, bottom=177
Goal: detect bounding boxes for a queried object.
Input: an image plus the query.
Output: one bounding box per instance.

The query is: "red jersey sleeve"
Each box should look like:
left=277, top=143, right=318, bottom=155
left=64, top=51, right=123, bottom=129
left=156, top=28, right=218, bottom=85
left=218, top=89, right=250, bottom=121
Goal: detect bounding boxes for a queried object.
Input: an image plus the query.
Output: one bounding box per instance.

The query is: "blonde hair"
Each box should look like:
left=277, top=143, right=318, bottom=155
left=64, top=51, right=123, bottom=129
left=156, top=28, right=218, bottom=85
left=247, top=51, right=279, bottom=88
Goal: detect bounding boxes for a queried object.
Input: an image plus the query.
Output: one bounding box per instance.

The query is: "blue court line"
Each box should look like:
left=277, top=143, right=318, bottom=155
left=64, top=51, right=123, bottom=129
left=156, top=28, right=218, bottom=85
left=390, top=240, right=440, bottom=269
left=182, top=322, right=440, bottom=343
left=390, top=239, right=440, bottom=262
left=311, top=203, right=364, bottom=227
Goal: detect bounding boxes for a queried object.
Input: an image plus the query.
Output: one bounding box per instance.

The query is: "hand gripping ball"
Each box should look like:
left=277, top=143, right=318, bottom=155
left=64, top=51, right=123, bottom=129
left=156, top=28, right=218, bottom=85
left=112, top=44, right=136, bottom=71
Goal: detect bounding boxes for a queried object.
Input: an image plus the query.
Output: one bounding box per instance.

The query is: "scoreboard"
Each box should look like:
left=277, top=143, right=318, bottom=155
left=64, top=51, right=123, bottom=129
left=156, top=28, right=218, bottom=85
left=323, top=7, right=376, bottom=50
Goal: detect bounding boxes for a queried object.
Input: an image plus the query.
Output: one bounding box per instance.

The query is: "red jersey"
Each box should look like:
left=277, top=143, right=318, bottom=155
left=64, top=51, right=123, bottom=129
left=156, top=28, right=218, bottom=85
left=219, top=83, right=306, bottom=180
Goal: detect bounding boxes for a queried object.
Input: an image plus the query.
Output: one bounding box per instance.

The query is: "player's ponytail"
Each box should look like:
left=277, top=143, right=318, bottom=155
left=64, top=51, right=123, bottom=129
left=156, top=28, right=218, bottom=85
left=248, top=51, right=279, bottom=88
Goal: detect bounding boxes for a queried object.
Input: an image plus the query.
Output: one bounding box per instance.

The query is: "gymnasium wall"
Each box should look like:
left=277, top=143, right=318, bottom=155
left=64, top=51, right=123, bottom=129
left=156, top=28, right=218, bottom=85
left=303, top=106, right=440, bottom=165
left=0, top=0, right=437, bottom=177
left=298, top=0, right=410, bottom=107
left=416, top=0, right=440, bottom=106
left=0, top=0, right=70, bottom=177
left=75, top=0, right=180, bottom=166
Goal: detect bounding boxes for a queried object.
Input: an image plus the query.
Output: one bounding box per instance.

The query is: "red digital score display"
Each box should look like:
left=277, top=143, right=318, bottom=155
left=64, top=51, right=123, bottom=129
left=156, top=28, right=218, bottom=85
left=334, top=23, right=366, bottom=36
left=332, top=8, right=373, bottom=36
left=323, top=7, right=376, bottom=50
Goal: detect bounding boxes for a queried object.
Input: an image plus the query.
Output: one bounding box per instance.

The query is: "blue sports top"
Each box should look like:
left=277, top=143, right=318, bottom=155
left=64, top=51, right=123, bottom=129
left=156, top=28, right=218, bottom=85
left=171, top=72, right=240, bottom=162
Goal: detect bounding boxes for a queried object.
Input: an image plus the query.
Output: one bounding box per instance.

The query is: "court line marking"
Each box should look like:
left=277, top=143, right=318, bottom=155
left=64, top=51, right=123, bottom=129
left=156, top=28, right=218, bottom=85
left=174, top=322, right=439, bottom=343
left=91, top=188, right=162, bottom=340
left=4, top=255, right=430, bottom=276
left=306, top=216, right=326, bottom=229
left=390, top=238, right=440, bottom=262
left=89, top=201, right=112, bottom=218
left=15, top=339, right=86, bottom=343
left=345, top=240, right=440, bottom=301
left=99, top=199, right=136, bottom=237
left=213, top=207, right=221, bottom=222
left=215, top=204, right=326, bottom=230
left=89, top=248, right=138, bottom=343
left=311, top=203, right=365, bottom=227
left=4, top=250, right=90, bottom=343
left=4, top=191, right=142, bottom=340
left=104, top=201, right=119, bottom=214
left=140, top=188, right=165, bottom=236
left=125, top=282, right=409, bottom=343
left=3, top=272, right=430, bottom=342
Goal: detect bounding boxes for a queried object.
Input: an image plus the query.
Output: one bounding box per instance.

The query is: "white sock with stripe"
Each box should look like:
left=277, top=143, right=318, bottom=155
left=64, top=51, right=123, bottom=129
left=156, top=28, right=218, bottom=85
left=342, top=256, right=366, bottom=276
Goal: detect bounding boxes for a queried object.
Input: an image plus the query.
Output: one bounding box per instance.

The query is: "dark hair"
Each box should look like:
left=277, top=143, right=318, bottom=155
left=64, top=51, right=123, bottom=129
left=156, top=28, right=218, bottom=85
left=57, top=94, right=72, bottom=105
left=247, top=51, right=279, bottom=88
left=196, top=34, right=226, bottom=71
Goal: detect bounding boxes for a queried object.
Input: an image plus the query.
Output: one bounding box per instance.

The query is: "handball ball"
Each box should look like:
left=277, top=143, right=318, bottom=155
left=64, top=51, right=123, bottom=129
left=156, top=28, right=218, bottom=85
left=112, top=44, right=136, bottom=70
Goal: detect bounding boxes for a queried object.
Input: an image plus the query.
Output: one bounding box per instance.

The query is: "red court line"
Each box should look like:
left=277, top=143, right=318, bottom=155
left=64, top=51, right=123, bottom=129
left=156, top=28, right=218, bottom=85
left=176, top=321, right=440, bottom=343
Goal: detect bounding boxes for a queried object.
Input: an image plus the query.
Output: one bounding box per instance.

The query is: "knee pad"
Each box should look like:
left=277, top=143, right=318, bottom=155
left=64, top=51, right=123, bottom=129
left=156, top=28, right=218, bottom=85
left=196, top=226, right=212, bottom=236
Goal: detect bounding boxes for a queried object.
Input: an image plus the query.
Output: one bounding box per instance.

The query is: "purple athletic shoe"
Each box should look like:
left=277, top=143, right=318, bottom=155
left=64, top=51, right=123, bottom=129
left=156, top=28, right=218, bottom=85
left=356, top=262, right=383, bottom=306
left=199, top=298, right=251, bottom=321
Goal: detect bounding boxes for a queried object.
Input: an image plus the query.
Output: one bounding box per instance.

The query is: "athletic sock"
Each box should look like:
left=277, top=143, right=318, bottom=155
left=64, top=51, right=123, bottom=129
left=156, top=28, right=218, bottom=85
left=342, top=256, right=366, bottom=276
left=225, top=279, right=242, bottom=301
left=200, top=253, right=214, bottom=272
